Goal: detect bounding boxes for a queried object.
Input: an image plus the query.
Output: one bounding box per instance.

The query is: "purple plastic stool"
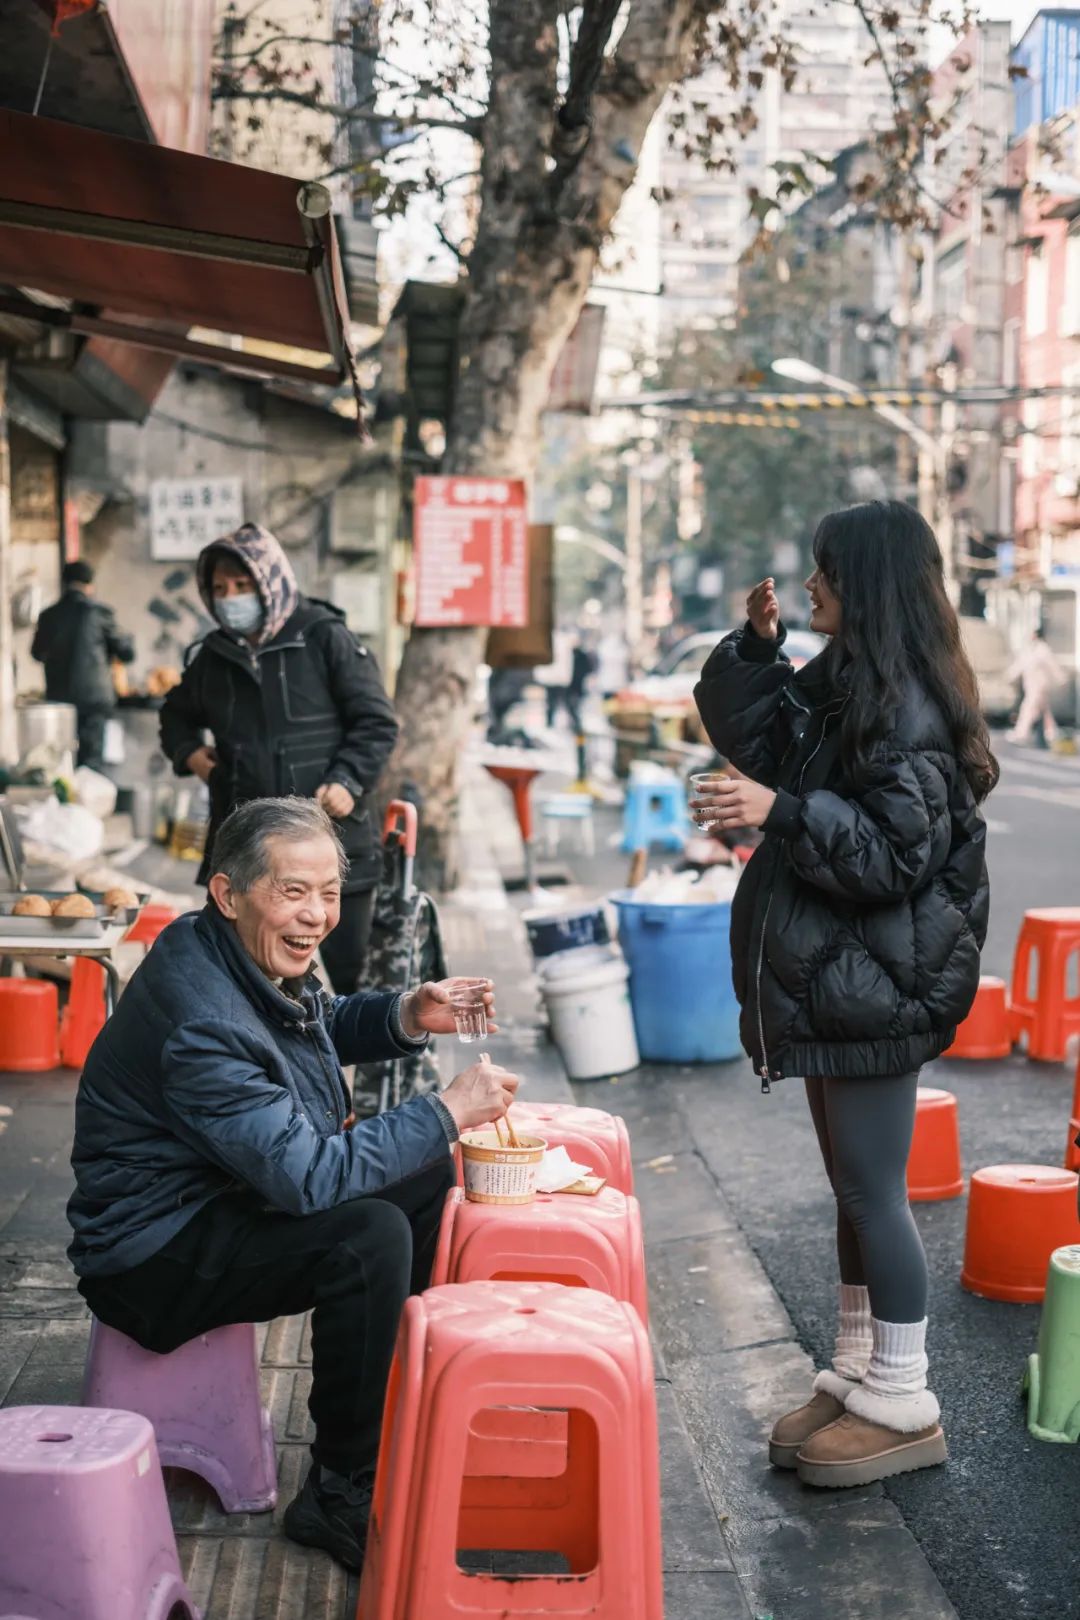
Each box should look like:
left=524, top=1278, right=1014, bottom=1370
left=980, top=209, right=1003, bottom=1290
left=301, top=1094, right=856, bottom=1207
left=0, top=1405, right=198, bottom=1620
left=82, top=1319, right=278, bottom=1514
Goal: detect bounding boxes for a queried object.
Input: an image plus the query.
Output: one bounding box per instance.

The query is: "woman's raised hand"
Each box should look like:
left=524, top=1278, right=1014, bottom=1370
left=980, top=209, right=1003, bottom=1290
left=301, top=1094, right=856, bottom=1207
left=746, top=578, right=780, bottom=642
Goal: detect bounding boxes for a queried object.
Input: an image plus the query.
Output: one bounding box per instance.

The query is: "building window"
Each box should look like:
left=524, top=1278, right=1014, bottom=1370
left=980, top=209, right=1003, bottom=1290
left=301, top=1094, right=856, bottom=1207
left=1021, top=397, right=1041, bottom=480
left=1026, top=241, right=1048, bottom=338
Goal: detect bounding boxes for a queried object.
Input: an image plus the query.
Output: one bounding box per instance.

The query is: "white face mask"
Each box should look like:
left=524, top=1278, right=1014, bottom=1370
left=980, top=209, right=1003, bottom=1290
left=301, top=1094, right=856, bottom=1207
left=215, top=593, right=264, bottom=634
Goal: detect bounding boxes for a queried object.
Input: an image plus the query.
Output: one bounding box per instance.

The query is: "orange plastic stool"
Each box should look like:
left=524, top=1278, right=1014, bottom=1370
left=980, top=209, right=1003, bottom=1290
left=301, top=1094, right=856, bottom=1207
left=0, top=979, right=60, bottom=1070
left=357, top=1280, right=663, bottom=1620
left=59, top=959, right=106, bottom=1070
left=125, top=904, right=180, bottom=947
left=1009, top=909, right=1080, bottom=1062
left=432, top=1185, right=648, bottom=1321
left=960, top=1165, right=1080, bottom=1302
left=945, top=975, right=1012, bottom=1060
left=505, top=1103, right=634, bottom=1195
left=907, top=1087, right=963, bottom=1202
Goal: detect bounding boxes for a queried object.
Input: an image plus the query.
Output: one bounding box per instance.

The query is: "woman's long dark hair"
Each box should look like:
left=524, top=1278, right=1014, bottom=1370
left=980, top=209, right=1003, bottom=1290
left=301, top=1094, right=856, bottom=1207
left=812, top=501, right=999, bottom=802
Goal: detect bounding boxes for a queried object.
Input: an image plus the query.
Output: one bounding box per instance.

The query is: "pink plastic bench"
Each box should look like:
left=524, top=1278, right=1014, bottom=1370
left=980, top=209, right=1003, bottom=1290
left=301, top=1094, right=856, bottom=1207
left=82, top=1319, right=277, bottom=1514
left=0, top=1404, right=198, bottom=1620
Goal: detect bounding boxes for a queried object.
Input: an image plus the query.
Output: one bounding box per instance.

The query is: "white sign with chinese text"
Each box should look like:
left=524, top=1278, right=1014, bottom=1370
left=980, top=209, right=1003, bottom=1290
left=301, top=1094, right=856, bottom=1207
left=149, top=477, right=244, bottom=561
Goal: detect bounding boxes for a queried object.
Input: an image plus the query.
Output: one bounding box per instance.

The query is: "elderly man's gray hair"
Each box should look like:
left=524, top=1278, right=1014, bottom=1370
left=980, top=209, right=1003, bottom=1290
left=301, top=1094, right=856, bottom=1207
left=213, top=797, right=348, bottom=891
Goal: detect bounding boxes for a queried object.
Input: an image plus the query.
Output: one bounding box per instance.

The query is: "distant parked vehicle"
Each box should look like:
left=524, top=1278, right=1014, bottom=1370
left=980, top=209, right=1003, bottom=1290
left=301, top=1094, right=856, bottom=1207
left=959, top=617, right=1016, bottom=725
left=606, top=626, right=826, bottom=775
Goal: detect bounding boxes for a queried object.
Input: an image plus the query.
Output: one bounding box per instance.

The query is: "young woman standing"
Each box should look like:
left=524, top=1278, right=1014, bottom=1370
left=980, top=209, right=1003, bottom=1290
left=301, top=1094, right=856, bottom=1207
left=692, top=501, right=996, bottom=1488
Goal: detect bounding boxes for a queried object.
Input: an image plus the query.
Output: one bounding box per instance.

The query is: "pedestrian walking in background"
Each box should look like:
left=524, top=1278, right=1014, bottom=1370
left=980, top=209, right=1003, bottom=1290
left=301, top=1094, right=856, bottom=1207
left=159, top=523, right=399, bottom=995
left=693, top=501, right=996, bottom=1489
left=31, top=560, right=135, bottom=770
left=1005, top=627, right=1064, bottom=747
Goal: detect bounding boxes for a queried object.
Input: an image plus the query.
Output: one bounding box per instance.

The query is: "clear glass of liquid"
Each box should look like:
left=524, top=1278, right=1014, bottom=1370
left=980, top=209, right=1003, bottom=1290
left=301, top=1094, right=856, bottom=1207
left=689, top=771, right=728, bottom=828
left=448, top=978, right=489, bottom=1043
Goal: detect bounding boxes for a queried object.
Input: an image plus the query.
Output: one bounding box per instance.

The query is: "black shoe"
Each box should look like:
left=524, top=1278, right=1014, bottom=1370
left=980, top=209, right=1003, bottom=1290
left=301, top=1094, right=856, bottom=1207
left=283, top=1462, right=376, bottom=1572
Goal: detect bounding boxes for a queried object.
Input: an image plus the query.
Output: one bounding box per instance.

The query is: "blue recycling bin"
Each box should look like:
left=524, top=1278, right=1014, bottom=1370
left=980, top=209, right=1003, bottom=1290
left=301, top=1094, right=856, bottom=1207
left=612, top=890, right=742, bottom=1063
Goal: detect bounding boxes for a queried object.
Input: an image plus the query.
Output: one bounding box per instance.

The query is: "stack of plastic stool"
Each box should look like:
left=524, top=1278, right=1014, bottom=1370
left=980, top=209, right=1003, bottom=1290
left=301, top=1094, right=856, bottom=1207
left=508, top=1101, right=635, bottom=1194
left=125, top=903, right=180, bottom=947
left=620, top=771, right=688, bottom=853
left=1009, top=908, right=1080, bottom=1061
left=960, top=1165, right=1080, bottom=1302
left=82, top=1318, right=277, bottom=1512
left=1025, top=1244, right=1080, bottom=1442
left=907, top=1087, right=964, bottom=1202
left=0, top=1404, right=198, bottom=1620
left=0, top=979, right=60, bottom=1070
left=432, top=1185, right=648, bottom=1319
left=59, top=957, right=106, bottom=1069
left=357, top=1281, right=663, bottom=1620
left=945, top=975, right=1012, bottom=1059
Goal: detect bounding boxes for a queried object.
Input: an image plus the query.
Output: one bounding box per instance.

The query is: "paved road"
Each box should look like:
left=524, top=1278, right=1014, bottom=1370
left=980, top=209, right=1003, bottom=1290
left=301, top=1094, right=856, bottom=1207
left=550, top=736, right=1080, bottom=1620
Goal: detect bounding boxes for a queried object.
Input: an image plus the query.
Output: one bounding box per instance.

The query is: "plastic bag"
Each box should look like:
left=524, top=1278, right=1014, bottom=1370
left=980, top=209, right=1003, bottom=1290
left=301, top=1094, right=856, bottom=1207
left=17, top=796, right=104, bottom=861
left=73, top=767, right=118, bottom=819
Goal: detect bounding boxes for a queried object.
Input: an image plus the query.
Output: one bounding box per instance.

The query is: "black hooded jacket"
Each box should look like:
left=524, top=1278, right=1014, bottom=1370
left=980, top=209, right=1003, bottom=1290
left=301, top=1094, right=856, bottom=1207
left=160, top=599, right=398, bottom=892
left=693, top=624, right=989, bottom=1083
left=31, top=589, right=134, bottom=712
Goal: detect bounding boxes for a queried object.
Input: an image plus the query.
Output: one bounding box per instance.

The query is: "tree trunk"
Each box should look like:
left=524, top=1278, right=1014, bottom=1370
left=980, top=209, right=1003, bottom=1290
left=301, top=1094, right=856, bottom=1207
left=386, top=0, right=705, bottom=889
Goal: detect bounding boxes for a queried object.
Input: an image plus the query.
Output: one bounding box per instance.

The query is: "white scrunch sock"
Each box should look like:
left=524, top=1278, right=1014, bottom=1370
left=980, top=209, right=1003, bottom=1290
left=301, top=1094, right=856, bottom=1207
left=813, top=1282, right=872, bottom=1401
left=845, top=1317, right=941, bottom=1432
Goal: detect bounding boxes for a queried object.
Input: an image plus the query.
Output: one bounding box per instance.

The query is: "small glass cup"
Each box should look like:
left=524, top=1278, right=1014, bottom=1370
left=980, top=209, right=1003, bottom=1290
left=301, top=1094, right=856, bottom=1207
left=689, top=771, right=729, bottom=829
left=448, top=978, right=489, bottom=1043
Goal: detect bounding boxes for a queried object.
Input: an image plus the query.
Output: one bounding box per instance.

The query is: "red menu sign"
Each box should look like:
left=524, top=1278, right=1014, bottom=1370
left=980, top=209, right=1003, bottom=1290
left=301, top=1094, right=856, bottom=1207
left=413, top=476, right=529, bottom=628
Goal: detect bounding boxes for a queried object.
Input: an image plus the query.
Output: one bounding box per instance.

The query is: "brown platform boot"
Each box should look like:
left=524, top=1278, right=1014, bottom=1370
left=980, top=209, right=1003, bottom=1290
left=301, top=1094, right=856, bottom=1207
left=795, top=1411, right=946, bottom=1488
left=769, top=1385, right=849, bottom=1469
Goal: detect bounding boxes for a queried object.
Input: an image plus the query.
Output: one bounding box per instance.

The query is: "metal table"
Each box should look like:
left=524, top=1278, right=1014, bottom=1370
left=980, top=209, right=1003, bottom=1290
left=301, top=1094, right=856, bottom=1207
left=0, top=920, right=129, bottom=1014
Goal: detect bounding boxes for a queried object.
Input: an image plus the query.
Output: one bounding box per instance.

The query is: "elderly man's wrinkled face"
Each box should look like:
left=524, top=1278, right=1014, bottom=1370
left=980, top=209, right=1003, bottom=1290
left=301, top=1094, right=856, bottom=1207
left=210, top=834, right=342, bottom=980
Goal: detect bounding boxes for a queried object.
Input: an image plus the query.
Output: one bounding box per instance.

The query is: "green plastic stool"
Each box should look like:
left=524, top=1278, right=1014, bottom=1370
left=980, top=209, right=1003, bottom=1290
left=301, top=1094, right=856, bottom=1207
left=1025, top=1244, right=1080, bottom=1442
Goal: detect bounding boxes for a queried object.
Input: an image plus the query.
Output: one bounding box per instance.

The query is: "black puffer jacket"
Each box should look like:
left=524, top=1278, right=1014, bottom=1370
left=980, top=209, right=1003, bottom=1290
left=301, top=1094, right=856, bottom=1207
left=159, top=599, right=398, bottom=892
left=31, top=589, right=134, bottom=712
left=694, top=624, right=989, bottom=1083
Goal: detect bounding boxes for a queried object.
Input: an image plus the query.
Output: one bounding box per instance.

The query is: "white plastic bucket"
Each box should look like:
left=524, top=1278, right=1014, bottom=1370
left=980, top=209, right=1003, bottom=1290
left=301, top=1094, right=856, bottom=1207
left=541, top=955, right=640, bottom=1081
left=459, top=1131, right=546, bottom=1204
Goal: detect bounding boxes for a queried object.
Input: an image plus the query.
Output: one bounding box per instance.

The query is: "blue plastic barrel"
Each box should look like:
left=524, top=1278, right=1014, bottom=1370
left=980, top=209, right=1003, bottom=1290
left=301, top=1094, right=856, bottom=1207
left=612, top=890, right=742, bottom=1063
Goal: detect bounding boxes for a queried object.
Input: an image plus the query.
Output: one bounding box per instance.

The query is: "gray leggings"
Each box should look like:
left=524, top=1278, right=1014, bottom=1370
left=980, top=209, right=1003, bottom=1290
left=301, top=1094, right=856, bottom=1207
left=805, top=1073, right=928, bottom=1324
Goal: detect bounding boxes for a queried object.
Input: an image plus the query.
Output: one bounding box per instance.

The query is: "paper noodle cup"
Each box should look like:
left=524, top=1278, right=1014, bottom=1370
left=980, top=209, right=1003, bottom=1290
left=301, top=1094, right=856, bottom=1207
left=459, top=1132, right=547, bottom=1205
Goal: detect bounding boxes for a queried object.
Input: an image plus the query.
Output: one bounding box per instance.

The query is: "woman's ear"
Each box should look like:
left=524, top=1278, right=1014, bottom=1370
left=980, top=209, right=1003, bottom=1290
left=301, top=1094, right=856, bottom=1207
left=208, top=873, right=238, bottom=919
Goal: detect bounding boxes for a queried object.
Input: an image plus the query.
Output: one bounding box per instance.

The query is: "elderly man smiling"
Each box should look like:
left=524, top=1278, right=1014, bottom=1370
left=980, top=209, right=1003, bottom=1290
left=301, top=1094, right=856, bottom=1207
left=67, top=796, right=519, bottom=1573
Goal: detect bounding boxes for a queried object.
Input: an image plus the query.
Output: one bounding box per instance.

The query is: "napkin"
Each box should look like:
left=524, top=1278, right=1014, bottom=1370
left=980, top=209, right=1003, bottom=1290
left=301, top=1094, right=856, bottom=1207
left=535, top=1144, right=594, bottom=1193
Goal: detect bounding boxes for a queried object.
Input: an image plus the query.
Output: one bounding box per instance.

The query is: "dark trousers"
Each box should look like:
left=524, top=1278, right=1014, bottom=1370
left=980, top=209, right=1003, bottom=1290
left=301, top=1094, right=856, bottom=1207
left=76, top=708, right=110, bottom=771
left=805, top=1072, right=927, bottom=1323
left=545, top=685, right=584, bottom=733
left=319, top=887, right=377, bottom=996
left=78, top=1157, right=455, bottom=1476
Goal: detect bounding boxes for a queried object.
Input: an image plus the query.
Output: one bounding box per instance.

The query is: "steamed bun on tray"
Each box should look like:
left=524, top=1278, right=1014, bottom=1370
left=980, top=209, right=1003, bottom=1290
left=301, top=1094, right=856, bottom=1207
left=51, top=894, right=97, bottom=918
left=11, top=894, right=52, bottom=918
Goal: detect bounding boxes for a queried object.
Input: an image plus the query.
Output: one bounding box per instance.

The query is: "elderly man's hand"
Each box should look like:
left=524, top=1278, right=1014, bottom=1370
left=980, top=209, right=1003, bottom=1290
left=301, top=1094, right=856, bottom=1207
left=691, top=774, right=777, bottom=831
left=401, top=979, right=498, bottom=1038
left=441, top=1058, right=520, bottom=1133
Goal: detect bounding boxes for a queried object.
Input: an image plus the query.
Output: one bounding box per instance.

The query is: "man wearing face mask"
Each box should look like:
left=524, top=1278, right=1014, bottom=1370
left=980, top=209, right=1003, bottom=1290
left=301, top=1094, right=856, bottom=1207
left=160, top=523, right=399, bottom=993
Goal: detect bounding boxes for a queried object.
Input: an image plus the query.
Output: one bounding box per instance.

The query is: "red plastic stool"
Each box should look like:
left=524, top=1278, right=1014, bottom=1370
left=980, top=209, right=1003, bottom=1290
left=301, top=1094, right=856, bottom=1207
left=59, top=958, right=106, bottom=1070
left=1009, top=909, right=1080, bottom=1062
left=125, top=903, right=180, bottom=947
left=960, top=1165, right=1080, bottom=1302
left=0, top=979, right=60, bottom=1071
left=907, top=1087, right=964, bottom=1201
left=432, top=1185, right=648, bottom=1320
left=357, top=1281, right=663, bottom=1620
left=945, top=975, right=1012, bottom=1059
left=507, top=1103, right=634, bottom=1194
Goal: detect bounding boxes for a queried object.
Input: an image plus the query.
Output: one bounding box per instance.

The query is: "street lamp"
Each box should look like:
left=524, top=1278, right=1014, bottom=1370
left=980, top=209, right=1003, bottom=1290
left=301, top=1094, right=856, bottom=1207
left=771, top=356, right=954, bottom=584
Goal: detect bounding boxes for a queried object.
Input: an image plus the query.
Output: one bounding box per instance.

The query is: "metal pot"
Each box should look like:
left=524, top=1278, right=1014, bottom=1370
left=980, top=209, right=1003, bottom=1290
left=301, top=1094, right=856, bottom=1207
left=15, top=702, right=78, bottom=759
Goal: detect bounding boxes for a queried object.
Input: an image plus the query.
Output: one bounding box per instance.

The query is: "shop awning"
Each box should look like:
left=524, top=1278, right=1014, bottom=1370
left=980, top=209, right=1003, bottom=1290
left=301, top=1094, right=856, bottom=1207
left=0, top=108, right=361, bottom=402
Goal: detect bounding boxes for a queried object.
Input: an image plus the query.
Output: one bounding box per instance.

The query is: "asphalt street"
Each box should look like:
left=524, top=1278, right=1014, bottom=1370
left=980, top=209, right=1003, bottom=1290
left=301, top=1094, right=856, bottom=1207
left=551, top=734, right=1080, bottom=1620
